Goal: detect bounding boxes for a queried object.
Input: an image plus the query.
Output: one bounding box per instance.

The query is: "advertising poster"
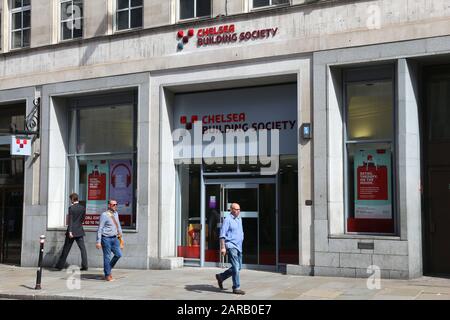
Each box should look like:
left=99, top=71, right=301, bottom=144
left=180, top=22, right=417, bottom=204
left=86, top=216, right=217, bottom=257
left=109, top=160, right=133, bottom=227
left=84, top=160, right=109, bottom=226
left=354, top=149, right=392, bottom=219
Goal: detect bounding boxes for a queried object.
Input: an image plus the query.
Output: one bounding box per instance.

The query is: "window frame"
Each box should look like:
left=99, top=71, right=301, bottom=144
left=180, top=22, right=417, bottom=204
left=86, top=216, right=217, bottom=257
left=66, top=91, right=138, bottom=230
left=10, top=0, right=31, bottom=49
left=178, top=0, right=212, bottom=21
left=115, top=0, right=143, bottom=32
left=251, top=0, right=290, bottom=11
left=342, top=64, right=398, bottom=236
left=60, top=0, right=83, bottom=41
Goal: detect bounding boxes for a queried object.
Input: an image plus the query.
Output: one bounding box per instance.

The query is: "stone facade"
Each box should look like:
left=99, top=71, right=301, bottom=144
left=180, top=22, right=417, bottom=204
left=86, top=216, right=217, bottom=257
left=0, top=0, right=449, bottom=278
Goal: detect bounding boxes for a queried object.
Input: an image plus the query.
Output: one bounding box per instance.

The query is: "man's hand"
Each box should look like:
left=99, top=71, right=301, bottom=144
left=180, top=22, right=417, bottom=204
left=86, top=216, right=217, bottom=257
left=69, top=232, right=73, bottom=238
left=221, top=248, right=227, bottom=256
left=96, top=243, right=101, bottom=249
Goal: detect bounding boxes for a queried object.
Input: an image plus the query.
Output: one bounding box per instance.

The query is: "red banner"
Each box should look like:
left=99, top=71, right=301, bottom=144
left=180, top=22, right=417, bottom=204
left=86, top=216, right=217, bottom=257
left=357, top=163, right=388, bottom=201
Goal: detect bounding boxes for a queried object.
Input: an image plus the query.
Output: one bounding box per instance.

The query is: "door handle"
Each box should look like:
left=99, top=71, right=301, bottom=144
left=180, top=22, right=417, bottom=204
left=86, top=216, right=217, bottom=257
left=430, top=221, right=436, bottom=233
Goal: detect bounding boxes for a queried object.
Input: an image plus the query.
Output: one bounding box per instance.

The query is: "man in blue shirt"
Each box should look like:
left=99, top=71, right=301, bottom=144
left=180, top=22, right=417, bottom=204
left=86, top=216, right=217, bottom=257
left=215, top=203, right=245, bottom=295
left=96, top=199, right=123, bottom=281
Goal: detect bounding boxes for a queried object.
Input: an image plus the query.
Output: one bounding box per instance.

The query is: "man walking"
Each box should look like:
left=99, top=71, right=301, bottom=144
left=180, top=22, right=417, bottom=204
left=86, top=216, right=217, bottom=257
left=55, top=193, right=88, bottom=271
left=96, top=199, right=123, bottom=281
left=215, top=203, right=245, bottom=295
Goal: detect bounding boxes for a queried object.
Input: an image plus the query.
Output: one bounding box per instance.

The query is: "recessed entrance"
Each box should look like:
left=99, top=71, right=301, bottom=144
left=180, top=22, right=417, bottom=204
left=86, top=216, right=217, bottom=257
left=204, top=179, right=277, bottom=267
left=423, top=65, right=450, bottom=276
left=0, top=103, right=26, bottom=265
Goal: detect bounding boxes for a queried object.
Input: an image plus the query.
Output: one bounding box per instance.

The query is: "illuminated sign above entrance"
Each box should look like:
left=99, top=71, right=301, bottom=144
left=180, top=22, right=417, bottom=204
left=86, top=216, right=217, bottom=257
left=177, top=24, right=279, bottom=50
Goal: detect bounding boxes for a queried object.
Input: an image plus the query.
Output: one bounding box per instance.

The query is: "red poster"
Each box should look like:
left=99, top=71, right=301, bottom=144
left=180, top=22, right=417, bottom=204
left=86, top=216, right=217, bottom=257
left=87, top=167, right=107, bottom=200
left=357, top=156, right=388, bottom=201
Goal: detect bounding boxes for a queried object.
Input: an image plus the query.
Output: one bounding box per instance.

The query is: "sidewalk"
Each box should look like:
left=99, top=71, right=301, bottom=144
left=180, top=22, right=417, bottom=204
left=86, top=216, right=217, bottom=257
left=1, top=264, right=450, bottom=300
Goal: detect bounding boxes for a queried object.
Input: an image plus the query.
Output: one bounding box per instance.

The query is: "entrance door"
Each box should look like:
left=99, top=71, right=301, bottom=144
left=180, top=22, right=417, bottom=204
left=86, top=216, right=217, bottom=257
left=424, top=66, right=450, bottom=275
left=0, top=188, right=23, bottom=264
left=204, top=179, right=277, bottom=268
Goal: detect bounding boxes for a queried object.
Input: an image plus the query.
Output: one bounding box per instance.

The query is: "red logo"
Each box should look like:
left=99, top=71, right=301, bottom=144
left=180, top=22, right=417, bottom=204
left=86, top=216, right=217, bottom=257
left=16, top=138, right=27, bottom=148
left=180, top=115, right=199, bottom=130
left=177, top=29, right=195, bottom=50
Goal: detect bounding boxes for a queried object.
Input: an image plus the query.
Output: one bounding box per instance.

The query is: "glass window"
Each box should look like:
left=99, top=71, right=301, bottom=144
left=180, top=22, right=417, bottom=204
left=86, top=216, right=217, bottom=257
left=253, top=0, right=289, bottom=9
left=10, top=0, right=31, bottom=49
left=179, top=0, right=211, bottom=20
left=60, top=0, right=83, bottom=41
left=116, top=0, right=143, bottom=31
left=68, top=92, right=137, bottom=230
left=344, top=66, right=396, bottom=235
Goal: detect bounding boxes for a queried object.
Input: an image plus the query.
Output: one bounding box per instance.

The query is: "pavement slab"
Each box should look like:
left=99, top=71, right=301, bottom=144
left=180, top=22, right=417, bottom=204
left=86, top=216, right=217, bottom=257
left=0, top=265, right=450, bottom=300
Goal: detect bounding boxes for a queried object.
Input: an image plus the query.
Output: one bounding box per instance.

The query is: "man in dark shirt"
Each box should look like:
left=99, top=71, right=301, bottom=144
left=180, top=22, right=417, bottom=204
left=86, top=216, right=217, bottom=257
left=55, top=193, right=88, bottom=271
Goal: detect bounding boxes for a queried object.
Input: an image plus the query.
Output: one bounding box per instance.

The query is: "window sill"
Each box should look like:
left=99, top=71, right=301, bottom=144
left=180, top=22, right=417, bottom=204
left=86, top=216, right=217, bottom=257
left=251, top=3, right=290, bottom=13
left=329, top=234, right=401, bottom=241
left=177, top=16, right=212, bottom=25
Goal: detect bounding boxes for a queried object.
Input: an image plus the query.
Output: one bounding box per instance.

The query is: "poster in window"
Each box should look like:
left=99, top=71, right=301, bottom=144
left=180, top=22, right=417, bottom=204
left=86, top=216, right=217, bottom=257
left=354, top=149, right=392, bottom=219
left=109, top=160, right=133, bottom=227
left=84, top=160, right=109, bottom=226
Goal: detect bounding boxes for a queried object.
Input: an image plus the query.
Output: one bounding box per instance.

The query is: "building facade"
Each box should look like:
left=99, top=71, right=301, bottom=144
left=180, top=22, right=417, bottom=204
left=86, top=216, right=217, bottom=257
left=0, top=0, right=450, bottom=279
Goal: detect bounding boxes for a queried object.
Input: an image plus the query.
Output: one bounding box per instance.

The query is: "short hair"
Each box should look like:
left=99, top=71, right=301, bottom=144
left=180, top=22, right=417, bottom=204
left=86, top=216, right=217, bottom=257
left=109, top=199, right=117, bottom=205
left=69, top=193, right=79, bottom=202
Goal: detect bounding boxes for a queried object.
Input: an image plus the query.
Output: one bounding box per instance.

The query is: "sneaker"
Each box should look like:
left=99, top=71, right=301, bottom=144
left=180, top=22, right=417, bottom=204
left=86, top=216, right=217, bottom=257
left=233, top=288, right=245, bottom=295
left=105, top=275, right=114, bottom=282
left=215, top=274, right=223, bottom=290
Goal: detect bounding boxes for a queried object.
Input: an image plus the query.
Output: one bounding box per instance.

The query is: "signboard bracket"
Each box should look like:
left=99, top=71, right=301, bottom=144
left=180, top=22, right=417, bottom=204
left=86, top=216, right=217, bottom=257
left=10, top=97, right=40, bottom=138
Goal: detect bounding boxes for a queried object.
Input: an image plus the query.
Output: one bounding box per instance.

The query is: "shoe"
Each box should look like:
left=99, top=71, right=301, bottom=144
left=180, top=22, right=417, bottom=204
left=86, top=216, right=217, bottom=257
left=215, top=274, right=223, bottom=290
left=233, top=289, right=245, bottom=295
left=105, top=275, right=114, bottom=282
left=80, top=267, right=88, bottom=271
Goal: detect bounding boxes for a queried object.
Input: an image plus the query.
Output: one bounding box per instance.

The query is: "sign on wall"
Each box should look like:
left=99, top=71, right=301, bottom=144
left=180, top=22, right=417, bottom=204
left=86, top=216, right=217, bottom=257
left=109, top=160, right=133, bottom=226
left=85, top=160, right=109, bottom=226
left=10, top=136, right=31, bottom=156
left=354, top=149, right=392, bottom=219
left=173, top=83, right=298, bottom=158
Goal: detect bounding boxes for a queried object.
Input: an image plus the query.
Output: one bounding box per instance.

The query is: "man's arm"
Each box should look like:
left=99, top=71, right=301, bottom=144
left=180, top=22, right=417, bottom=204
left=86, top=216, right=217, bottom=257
left=219, top=218, right=229, bottom=256
left=68, top=207, right=73, bottom=237
left=96, top=213, right=105, bottom=244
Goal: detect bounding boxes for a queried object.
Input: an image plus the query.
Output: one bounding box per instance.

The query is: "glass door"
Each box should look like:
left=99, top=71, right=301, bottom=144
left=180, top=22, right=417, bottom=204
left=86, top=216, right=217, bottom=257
left=223, top=184, right=259, bottom=265
left=202, top=179, right=277, bottom=268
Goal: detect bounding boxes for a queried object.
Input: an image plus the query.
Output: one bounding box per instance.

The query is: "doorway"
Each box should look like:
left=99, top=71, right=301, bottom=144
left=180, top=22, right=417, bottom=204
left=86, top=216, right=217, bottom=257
left=203, top=178, right=277, bottom=270
left=423, top=65, right=450, bottom=275
left=0, top=103, right=25, bottom=265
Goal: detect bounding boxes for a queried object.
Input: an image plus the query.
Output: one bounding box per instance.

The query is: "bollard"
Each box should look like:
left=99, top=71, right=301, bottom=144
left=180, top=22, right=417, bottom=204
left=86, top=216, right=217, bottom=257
left=35, top=235, right=46, bottom=290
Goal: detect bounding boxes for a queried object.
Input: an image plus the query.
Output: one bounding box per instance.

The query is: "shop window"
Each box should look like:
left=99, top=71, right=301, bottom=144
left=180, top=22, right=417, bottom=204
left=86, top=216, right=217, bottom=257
left=67, top=92, right=137, bottom=229
left=252, top=0, right=289, bottom=9
left=179, top=0, right=211, bottom=20
left=11, top=0, right=30, bottom=49
left=60, top=0, right=83, bottom=41
left=344, top=66, right=396, bottom=234
left=176, top=164, right=201, bottom=260
left=116, top=0, right=143, bottom=31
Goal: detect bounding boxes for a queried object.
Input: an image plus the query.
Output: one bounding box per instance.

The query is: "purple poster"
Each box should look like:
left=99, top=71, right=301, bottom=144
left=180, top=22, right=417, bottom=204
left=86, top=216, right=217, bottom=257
left=109, top=160, right=133, bottom=226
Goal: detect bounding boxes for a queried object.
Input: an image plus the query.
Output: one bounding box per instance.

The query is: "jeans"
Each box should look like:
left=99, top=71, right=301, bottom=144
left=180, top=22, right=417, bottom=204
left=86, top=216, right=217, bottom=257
left=219, top=248, right=242, bottom=290
left=101, top=236, right=122, bottom=277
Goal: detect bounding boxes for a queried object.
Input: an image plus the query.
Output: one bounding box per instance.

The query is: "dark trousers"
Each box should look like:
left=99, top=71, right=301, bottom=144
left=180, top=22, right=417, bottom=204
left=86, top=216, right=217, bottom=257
left=56, top=236, right=88, bottom=269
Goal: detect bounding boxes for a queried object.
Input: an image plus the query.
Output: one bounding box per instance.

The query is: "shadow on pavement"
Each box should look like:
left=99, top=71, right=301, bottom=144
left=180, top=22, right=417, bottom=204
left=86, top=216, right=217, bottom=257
left=184, top=284, right=233, bottom=294
left=81, top=274, right=106, bottom=281
left=20, top=285, right=36, bottom=290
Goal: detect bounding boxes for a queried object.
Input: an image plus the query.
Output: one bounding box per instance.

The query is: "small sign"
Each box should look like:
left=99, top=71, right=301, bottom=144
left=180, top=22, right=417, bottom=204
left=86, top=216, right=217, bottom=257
left=11, top=136, right=31, bottom=156
left=358, top=242, right=374, bottom=250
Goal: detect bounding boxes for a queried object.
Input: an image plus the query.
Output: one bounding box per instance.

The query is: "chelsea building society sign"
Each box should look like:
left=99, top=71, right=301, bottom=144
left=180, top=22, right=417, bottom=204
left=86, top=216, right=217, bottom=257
left=177, top=24, right=279, bottom=50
